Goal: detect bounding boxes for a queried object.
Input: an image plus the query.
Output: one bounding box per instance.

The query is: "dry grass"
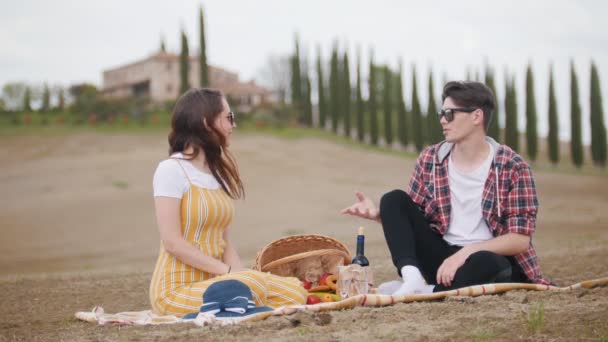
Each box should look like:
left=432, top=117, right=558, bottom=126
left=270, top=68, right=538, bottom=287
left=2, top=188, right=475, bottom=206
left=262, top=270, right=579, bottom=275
left=0, top=132, right=607, bottom=341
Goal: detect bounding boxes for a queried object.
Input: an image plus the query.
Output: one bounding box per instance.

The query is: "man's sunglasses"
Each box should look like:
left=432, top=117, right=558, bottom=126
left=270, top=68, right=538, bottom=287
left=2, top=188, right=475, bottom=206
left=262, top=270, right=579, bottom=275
left=227, top=111, right=236, bottom=126
left=437, top=107, right=477, bottom=122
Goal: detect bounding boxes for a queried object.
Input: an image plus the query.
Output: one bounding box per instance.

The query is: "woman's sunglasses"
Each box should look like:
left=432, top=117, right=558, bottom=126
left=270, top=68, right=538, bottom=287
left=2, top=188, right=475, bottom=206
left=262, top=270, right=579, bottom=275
left=437, top=107, right=477, bottom=122
left=227, top=111, right=236, bottom=126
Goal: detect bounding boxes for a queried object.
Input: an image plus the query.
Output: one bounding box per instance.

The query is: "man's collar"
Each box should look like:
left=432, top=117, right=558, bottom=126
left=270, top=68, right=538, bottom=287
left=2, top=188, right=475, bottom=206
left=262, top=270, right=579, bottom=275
left=436, top=136, right=500, bottom=163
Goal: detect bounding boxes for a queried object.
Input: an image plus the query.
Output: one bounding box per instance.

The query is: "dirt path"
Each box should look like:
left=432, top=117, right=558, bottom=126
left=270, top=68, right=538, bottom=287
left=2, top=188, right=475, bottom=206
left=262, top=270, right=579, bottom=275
left=0, top=132, right=607, bottom=341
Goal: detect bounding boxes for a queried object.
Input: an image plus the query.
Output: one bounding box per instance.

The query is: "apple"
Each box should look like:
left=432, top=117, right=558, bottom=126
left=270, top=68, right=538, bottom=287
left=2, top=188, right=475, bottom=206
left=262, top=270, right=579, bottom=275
left=302, top=281, right=312, bottom=290
left=319, top=273, right=331, bottom=286
left=306, top=295, right=321, bottom=305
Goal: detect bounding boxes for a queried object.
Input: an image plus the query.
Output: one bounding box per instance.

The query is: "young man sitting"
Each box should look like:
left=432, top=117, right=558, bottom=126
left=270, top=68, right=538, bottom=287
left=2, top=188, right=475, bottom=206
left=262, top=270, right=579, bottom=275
left=342, top=81, right=550, bottom=295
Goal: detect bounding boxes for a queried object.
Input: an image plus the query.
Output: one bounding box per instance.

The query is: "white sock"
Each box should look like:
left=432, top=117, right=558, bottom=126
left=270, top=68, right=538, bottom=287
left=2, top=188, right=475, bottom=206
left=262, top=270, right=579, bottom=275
left=377, top=280, right=403, bottom=295
left=393, top=266, right=435, bottom=295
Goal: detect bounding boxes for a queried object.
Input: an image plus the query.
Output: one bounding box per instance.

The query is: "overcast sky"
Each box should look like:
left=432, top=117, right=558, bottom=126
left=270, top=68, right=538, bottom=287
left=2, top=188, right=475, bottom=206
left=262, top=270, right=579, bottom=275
left=1, top=0, right=607, bottom=142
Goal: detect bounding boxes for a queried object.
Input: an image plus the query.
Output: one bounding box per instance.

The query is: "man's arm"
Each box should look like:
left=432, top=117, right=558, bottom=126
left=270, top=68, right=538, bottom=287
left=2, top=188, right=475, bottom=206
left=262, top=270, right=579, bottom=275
left=406, top=152, right=429, bottom=209
left=341, top=149, right=431, bottom=222
left=465, top=233, right=530, bottom=256
left=502, top=163, right=539, bottom=236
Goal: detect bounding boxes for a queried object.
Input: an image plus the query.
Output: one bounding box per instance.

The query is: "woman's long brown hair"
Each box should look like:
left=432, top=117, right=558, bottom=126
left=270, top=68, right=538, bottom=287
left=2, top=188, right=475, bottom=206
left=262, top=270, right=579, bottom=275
left=168, top=88, right=244, bottom=199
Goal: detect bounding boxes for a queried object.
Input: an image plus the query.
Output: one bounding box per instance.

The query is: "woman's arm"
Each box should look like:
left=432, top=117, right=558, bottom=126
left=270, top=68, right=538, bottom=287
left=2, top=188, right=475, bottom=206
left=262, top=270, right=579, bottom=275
left=222, top=227, right=244, bottom=271
left=155, top=196, right=231, bottom=275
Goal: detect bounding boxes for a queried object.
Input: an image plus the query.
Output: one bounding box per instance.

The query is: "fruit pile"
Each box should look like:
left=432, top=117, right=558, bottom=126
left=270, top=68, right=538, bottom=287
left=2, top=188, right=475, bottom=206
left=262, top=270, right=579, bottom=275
left=303, top=273, right=341, bottom=304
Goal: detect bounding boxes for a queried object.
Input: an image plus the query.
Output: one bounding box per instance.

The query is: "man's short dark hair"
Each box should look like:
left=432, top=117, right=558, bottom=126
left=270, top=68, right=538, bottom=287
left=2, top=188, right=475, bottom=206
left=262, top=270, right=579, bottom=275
left=441, top=81, right=496, bottom=131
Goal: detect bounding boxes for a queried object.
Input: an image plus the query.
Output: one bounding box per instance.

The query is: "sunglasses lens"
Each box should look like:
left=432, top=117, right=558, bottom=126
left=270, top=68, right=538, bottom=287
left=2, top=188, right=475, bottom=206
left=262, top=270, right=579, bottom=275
left=438, top=109, right=452, bottom=122
left=444, top=109, right=454, bottom=122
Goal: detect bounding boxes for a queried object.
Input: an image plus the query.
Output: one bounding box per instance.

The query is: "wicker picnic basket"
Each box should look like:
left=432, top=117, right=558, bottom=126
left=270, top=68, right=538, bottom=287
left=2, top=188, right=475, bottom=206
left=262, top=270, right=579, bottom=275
left=254, top=234, right=352, bottom=284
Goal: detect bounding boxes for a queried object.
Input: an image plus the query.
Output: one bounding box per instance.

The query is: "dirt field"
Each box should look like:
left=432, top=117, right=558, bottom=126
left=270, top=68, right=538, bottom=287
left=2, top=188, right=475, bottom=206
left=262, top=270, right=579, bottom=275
left=0, top=131, right=607, bottom=341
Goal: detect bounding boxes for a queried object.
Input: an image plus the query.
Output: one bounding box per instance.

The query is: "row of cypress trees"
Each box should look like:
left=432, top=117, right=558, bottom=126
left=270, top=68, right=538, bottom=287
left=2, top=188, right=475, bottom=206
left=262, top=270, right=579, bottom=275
left=501, top=62, right=606, bottom=167
left=176, top=6, right=210, bottom=95
left=10, top=84, right=65, bottom=115
left=290, top=39, right=606, bottom=168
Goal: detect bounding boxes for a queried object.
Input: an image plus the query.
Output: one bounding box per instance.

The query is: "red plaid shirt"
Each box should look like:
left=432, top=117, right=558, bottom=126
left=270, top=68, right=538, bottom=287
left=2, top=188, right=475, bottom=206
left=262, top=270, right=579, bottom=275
left=407, top=138, right=550, bottom=285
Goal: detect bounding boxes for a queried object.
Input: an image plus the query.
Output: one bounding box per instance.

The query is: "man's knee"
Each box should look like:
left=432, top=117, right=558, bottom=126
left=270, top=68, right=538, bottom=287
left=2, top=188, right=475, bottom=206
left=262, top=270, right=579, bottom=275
left=468, top=251, right=504, bottom=263
left=467, top=251, right=512, bottom=282
left=380, top=189, right=412, bottom=212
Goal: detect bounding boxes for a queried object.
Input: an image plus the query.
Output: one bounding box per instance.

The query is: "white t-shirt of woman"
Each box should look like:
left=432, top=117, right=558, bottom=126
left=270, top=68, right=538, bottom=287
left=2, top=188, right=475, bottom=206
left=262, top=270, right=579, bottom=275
left=153, top=153, right=221, bottom=199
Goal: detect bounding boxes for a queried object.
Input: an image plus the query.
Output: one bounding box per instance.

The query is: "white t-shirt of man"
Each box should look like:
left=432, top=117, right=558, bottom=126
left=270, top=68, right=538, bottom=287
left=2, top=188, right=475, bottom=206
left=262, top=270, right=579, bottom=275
left=153, top=153, right=221, bottom=199
left=443, top=142, right=495, bottom=246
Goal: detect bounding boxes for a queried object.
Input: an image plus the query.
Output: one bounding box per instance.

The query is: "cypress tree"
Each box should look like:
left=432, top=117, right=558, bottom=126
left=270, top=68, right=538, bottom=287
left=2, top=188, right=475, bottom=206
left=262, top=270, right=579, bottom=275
left=512, top=78, right=519, bottom=152
left=58, top=88, right=65, bottom=111
left=511, top=77, right=519, bottom=152
left=396, top=63, right=408, bottom=147
left=303, top=71, right=313, bottom=127
left=485, top=66, right=500, bottom=141
left=411, top=66, right=424, bottom=152
left=41, top=84, right=50, bottom=125
left=590, top=61, right=607, bottom=167
left=355, top=51, right=364, bottom=142
left=342, top=51, right=352, bottom=138
left=369, top=51, right=379, bottom=145
left=427, top=70, right=442, bottom=144
left=329, top=45, right=340, bottom=133
left=179, top=30, right=190, bottom=95
left=316, top=48, right=327, bottom=128
left=504, top=75, right=519, bottom=151
left=570, top=62, right=583, bottom=167
left=199, top=6, right=209, bottom=87
left=547, top=65, right=559, bottom=164
left=160, top=36, right=166, bottom=52
left=383, top=66, right=393, bottom=145
left=525, top=64, right=538, bottom=161
left=23, top=87, right=31, bottom=111
left=41, top=83, right=50, bottom=112
left=290, top=37, right=302, bottom=118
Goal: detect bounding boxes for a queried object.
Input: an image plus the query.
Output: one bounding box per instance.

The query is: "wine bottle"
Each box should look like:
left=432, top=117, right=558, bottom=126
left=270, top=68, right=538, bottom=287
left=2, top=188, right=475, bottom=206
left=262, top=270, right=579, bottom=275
left=351, top=226, right=369, bottom=266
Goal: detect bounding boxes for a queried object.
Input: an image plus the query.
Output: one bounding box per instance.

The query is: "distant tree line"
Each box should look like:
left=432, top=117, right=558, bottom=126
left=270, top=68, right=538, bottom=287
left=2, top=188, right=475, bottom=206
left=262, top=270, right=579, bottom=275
left=288, top=37, right=606, bottom=168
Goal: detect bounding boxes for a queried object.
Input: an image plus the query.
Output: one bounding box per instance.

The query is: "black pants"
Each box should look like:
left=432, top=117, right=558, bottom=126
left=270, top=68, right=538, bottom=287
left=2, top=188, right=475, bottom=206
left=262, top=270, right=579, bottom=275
left=379, top=189, right=528, bottom=292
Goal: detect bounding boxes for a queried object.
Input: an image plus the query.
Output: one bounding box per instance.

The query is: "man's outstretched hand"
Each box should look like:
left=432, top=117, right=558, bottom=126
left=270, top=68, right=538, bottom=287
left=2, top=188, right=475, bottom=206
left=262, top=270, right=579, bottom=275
left=341, top=191, right=381, bottom=222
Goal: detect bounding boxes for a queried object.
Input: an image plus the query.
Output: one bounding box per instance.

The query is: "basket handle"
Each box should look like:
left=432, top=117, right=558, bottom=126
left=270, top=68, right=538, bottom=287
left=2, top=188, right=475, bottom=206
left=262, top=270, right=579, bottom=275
left=261, top=249, right=350, bottom=272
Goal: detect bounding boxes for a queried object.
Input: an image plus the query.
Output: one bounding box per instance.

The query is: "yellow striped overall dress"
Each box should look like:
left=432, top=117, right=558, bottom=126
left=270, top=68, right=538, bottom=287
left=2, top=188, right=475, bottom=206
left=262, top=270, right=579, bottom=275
left=149, top=159, right=307, bottom=316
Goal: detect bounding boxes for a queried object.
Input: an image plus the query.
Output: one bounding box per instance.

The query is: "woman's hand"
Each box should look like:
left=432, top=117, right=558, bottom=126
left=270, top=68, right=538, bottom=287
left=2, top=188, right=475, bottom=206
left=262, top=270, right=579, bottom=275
left=341, top=191, right=381, bottom=222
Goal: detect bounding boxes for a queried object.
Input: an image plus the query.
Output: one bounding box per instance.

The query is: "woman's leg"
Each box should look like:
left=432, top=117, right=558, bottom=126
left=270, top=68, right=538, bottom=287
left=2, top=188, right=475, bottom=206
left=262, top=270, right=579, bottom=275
left=152, top=270, right=269, bottom=316
left=379, top=189, right=453, bottom=283
left=264, top=273, right=308, bottom=307
left=433, top=250, right=512, bottom=292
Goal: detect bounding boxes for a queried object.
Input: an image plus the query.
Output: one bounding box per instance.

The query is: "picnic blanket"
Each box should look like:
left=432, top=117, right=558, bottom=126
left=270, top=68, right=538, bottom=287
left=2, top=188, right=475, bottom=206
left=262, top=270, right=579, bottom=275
left=75, top=277, right=608, bottom=327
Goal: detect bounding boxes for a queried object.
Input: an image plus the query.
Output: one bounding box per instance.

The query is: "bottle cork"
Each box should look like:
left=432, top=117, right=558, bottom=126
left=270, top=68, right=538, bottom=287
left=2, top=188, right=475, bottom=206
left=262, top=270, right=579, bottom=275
left=358, top=226, right=365, bottom=235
